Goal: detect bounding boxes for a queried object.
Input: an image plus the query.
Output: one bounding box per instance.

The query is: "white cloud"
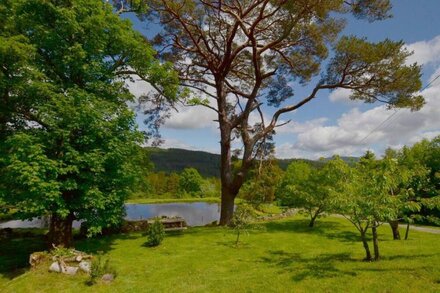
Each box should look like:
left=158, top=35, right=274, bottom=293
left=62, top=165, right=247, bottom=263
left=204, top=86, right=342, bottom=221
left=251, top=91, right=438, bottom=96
left=328, top=88, right=353, bottom=103
left=406, top=35, right=440, bottom=65
left=164, top=104, right=217, bottom=129
left=277, top=118, right=328, bottom=134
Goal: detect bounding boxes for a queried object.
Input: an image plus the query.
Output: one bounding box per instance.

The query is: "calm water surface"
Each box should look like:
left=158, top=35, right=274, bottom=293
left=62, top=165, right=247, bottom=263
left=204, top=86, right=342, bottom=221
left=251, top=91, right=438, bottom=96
left=0, top=202, right=221, bottom=229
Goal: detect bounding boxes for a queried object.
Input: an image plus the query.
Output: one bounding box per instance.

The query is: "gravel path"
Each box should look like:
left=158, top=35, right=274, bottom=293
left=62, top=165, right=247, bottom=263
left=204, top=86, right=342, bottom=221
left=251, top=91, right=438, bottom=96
left=399, top=224, right=440, bottom=234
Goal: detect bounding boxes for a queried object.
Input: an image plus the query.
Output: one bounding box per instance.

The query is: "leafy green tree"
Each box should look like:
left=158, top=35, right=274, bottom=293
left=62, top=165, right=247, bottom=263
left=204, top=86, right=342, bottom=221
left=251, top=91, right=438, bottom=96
left=399, top=137, right=440, bottom=228
left=0, top=0, right=177, bottom=247
left=338, top=152, right=411, bottom=261
left=277, top=157, right=348, bottom=227
left=179, top=168, right=203, bottom=196
left=239, top=160, right=284, bottom=207
left=136, top=0, right=424, bottom=224
left=277, top=161, right=318, bottom=226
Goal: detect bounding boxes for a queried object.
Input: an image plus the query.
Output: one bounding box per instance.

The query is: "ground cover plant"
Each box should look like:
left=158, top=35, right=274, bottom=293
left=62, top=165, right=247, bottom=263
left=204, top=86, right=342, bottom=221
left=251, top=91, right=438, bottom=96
left=1, top=215, right=439, bottom=292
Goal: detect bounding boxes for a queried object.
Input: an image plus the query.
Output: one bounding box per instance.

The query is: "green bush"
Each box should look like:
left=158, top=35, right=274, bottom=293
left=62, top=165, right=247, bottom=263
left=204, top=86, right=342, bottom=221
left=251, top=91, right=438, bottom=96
left=147, top=218, right=165, bottom=247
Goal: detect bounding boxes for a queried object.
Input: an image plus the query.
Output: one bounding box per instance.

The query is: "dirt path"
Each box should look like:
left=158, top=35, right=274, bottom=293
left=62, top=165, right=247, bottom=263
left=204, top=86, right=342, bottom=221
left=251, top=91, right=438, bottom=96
left=399, top=224, right=440, bottom=234
left=330, top=214, right=440, bottom=234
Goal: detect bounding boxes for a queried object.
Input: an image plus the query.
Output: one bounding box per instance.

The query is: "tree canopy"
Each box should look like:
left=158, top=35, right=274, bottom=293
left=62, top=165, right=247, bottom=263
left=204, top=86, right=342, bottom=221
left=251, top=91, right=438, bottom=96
left=0, top=0, right=178, bottom=247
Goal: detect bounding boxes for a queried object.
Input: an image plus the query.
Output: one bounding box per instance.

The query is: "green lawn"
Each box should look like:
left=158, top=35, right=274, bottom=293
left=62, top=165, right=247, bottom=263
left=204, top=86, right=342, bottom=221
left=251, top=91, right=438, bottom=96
left=1, top=216, right=439, bottom=292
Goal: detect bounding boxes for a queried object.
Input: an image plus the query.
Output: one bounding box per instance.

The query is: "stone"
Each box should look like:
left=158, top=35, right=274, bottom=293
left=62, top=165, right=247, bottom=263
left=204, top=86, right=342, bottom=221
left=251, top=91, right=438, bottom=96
left=101, top=273, right=114, bottom=283
left=79, top=261, right=91, bottom=273
left=64, top=266, right=79, bottom=275
left=75, top=255, right=83, bottom=262
left=49, top=262, right=64, bottom=273
left=29, top=252, right=47, bottom=268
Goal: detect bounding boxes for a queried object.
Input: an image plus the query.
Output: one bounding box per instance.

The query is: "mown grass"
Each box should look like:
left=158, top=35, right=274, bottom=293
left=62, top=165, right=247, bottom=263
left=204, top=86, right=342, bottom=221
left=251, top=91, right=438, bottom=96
left=1, top=215, right=439, bottom=292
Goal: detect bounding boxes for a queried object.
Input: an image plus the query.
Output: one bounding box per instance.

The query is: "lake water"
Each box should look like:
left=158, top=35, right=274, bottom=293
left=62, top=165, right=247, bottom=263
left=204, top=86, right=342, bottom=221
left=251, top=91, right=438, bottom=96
left=0, top=202, right=221, bottom=229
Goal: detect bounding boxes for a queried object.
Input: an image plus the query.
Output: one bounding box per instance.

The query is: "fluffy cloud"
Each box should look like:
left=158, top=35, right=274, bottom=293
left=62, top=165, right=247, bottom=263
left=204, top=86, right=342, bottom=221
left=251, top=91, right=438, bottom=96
left=277, top=118, right=328, bottom=134
left=328, top=88, right=353, bottom=103
left=406, top=35, right=440, bottom=65
left=164, top=104, right=217, bottom=129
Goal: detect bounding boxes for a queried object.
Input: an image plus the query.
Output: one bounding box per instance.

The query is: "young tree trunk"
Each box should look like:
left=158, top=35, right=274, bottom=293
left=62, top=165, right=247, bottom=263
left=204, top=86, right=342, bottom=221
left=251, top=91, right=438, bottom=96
left=235, top=228, right=240, bottom=246
left=372, top=223, right=380, bottom=261
left=360, top=230, right=372, bottom=261
left=309, top=212, right=318, bottom=227
left=389, top=220, right=400, bottom=240
left=405, top=222, right=410, bottom=240
left=48, top=212, right=74, bottom=248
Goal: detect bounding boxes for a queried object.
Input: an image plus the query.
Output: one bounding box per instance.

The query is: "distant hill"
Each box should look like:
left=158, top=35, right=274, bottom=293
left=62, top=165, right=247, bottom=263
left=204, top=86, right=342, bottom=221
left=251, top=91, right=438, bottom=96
left=147, top=148, right=221, bottom=177
left=146, top=148, right=359, bottom=177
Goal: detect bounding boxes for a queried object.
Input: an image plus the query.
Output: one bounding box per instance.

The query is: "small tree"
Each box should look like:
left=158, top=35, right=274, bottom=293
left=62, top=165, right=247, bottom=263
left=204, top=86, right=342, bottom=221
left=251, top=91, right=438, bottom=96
left=230, top=204, right=254, bottom=246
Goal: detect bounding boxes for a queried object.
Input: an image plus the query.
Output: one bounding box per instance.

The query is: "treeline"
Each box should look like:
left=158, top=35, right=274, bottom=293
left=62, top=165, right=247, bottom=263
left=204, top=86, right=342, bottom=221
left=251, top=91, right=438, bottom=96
left=147, top=147, right=358, bottom=177
left=131, top=167, right=221, bottom=199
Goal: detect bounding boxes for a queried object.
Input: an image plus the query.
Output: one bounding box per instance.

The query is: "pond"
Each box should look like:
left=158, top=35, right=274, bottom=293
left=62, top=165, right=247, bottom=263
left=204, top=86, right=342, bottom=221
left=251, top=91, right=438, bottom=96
left=0, top=202, right=221, bottom=229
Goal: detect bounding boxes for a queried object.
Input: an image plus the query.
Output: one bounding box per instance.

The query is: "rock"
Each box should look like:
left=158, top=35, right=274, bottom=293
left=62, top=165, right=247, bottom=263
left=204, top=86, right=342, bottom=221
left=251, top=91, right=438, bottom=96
left=29, top=252, right=47, bottom=268
left=79, top=261, right=91, bottom=273
left=49, top=262, right=64, bottom=273
left=101, top=273, right=114, bottom=283
left=64, top=266, right=78, bottom=275
left=76, top=255, right=83, bottom=262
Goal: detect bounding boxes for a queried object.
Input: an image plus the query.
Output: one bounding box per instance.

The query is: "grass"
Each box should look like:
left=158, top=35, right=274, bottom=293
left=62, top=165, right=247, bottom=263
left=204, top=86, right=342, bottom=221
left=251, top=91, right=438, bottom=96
left=1, top=215, right=439, bottom=292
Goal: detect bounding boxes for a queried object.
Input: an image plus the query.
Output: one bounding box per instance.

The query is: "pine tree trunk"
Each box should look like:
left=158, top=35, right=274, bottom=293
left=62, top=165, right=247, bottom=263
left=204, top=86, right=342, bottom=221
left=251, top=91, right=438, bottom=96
left=48, top=212, right=74, bottom=248
left=372, top=223, right=380, bottom=261
left=389, top=220, right=400, bottom=240
left=219, top=190, right=235, bottom=226
left=360, top=230, right=372, bottom=261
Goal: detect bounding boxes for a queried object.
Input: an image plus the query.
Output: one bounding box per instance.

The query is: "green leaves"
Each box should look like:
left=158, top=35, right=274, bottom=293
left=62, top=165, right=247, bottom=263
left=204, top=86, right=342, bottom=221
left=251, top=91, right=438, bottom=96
left=0, top=0, right=178, bottom=239
left=326, top=36, right=423, bottom=110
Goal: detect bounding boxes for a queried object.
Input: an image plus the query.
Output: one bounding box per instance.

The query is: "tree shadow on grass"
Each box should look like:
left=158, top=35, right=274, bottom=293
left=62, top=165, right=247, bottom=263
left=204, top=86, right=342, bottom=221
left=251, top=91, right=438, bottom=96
left=0, top=230, right=143, bottom=281
left=263, top=219, right=343, bottom=234
left=0, top=234, right=46, bottom=280
left=260, top=250, right=357, bottom=281
left=320, top=230, right=363, bottom=242
left=74, top=233, right=139, bottom=254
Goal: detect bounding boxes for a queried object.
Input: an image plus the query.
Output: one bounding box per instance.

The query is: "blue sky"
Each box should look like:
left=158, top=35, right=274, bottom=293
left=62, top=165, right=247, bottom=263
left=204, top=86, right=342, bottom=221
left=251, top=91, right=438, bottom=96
left=126, top=0, right=440, bottom=159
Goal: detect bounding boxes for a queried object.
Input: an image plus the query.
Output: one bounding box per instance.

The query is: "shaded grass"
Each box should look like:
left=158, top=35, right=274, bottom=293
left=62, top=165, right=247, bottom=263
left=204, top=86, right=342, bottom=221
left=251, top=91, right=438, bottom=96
left=1, top=215, right=439, bottom=292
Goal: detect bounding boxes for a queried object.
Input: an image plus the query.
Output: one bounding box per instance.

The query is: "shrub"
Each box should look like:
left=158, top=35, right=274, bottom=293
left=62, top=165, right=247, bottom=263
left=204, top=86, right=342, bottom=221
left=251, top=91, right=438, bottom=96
left=88, top=253, right=117, bottom=285
left=147, top=218, right=165, bottom=247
